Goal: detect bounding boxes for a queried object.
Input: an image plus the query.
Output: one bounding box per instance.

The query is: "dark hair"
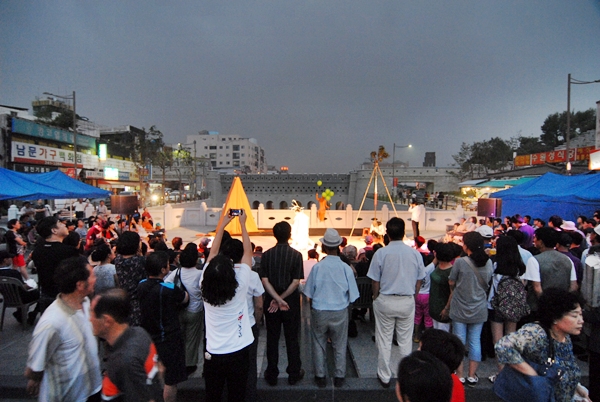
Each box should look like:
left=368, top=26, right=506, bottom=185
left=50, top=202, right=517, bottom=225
left=537, top=288, right=583, bottom=329
left=549, top=215, right=563, bottom=228
left=534, top=218, right=546, bottom=226
left=419, top=328, right=465, bottom=371
left=396, top=351, right=452, bottom=402
left=557, top=232, right=573, bottom=248
left=116, top=231, right=140, bottom=255
left=568, top=231, right=584, bottom=246
left=63, top=231, right=82, bottom=249
left=91, top=242, right=112, bottom=263
left=385, top=217, right=405, bottom=240
left=221, top=239, right=244, bottom=263
left=179, top=244, right=199, bottom=268
left=171, top=237, right=183, bottom=250
left=273, top=221, right=291, bottom=242
left=534, top=227, right=558, bottom=249
left=36, top=216, right=59, bottom=239
left=505, top=228, right=525, bottom=246
left=201, top=255, right=237, bottom=306
left=93, top=288, right=130, bottom=324
left=141, top=242, right=148, bottom=256
left=433, top=242, right=455, bottom=263
left=463, top=232, right=489, bottom=267
left=152, top=241, right=169, bottom=252
left=7, top=219, right=18, bottom=229
left=494, top=236, right=525, bottom=276
left=307, top=249, right=319, bottom=259
left=449, top=242, right=463, bottom=259
left=55, top=256, right=90, bottom=294
left=145, top=251, right=169, bottom=276
left=167, top=249, right=178, bottom=265
left=427, top=239, right=438, bottom=253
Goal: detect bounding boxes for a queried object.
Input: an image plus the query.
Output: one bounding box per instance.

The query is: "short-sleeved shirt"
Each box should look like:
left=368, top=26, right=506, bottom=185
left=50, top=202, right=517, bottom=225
left=245, top=268, right=265, bottom=327
left=31, top=241, right=80, bottom=297
left=418, top=262, right=436, bottom=295
left=428, top=264, right=453, bottom=322
left=448, top=256, right=493, bottom=323
left=115, top=255, right=147, bottom=326
left=202, top=262, right=254, bottom=354
left=102, top=326, right=162, bottom=402
left=165, top=266, right=204, bottom=313
left=303, top=255, right=359, bottom=311
left=522, top=253, right=577, bottom=282
left=259, top=243, right=303, bottom=298
left=138, top=278, right=186, bottom=343
left=367, top=240, right=426, bottom=295
left=27, top=296, right=102, bottom=401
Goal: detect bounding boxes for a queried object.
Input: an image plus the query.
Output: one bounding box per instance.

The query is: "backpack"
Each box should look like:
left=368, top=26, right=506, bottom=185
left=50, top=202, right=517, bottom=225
left=491, top=276, right=530, bottom=322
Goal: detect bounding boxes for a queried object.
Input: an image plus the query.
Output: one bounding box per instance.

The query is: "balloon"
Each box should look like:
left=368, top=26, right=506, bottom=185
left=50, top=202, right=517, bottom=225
left=330, top=191, right=334, bottom=196
left=325, top=196, right=331, bottom=201
left=317, top=180, right=322, bottom=186
left=321, top=192, right=326, bottom=198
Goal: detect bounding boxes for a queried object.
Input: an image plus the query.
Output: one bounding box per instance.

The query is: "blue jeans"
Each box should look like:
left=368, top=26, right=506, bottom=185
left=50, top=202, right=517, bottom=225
left=452, top=321, right=484, bottom=362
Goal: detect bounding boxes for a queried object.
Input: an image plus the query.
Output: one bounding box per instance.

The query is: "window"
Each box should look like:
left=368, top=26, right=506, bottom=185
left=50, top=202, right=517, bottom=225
left=204, top=146, right=208, bottom=149
left=233, top=145, right=240, bottom=151
left=233, top=161, right=240, bottom=166
left=226, top=146, right=229, bottom=149
left=209, top=153, right=216, bottom=159
left=226, top=161, right=230, bottom=165
left=226, top=154, right=229, bottom=157
left=209, top=145, right=216, bottom=150
left=211, top=161, right=216, bottom=167
left=241, top=153, right=245, bottom=157
left=219, top=161, right=223, bottom=165
left=219, top=146, right=223, bottom=149
left=241, top=145, right=245, bottom=149
left=233, top=153, right=240, bottom=159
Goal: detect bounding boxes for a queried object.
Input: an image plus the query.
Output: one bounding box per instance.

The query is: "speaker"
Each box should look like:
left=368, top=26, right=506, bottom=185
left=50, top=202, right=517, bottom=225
left=110, top=195, right=139, bottom=215
left=477, top=198, right=502, bottom=217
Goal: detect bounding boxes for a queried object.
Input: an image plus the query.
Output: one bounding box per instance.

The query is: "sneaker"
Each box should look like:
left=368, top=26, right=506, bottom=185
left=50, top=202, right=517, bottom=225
left=378, top=376, right=391, bottom=389
left=334, top=377, right=344, bottom=388
left=288, top=369, right=305, bottom=385
left=459, top=377, right=465, bottom=384
left=315, top=376, right=327, bottom=388
left=466, top=375, right=479, bottom=387
left=488, top=374, right=496, bottom=383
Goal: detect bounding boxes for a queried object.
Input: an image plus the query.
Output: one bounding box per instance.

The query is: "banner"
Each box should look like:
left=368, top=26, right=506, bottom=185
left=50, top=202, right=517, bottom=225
left=515, top=146, right=596, bottom=167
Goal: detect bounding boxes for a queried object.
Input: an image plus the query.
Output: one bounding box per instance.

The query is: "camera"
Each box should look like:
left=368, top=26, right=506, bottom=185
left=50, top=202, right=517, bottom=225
left=229, top=209, right=242, bottom=216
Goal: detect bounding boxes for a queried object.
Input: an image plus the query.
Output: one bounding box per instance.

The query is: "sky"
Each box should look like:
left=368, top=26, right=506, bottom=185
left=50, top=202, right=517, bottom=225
left=1, top=1, right=600, bottom=174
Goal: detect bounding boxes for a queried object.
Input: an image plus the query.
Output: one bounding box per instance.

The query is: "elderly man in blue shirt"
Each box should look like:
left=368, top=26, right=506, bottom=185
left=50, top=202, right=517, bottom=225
left=303, top=228, right=359, bottom=389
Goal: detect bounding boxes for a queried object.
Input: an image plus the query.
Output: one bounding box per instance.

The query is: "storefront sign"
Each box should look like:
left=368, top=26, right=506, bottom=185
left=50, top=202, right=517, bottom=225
left=13, top=164, right=59, bottom=173
left=12, top=118, right=97, bottom=148
left=515, top=146, right=596, bottom=167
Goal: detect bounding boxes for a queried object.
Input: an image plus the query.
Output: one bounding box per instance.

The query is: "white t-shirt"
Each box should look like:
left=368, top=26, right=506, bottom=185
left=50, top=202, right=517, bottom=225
left=522, top=257, right=577, bottom=282
left=201, top=262, right=254, bottom=354
left=244, top=269, right=265, bottom=327
left=165, top=266, right=204, bottom=313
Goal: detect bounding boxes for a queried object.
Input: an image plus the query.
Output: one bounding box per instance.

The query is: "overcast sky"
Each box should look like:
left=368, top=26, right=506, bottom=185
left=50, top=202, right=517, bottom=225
left=1, top=1, right=599, bottom=173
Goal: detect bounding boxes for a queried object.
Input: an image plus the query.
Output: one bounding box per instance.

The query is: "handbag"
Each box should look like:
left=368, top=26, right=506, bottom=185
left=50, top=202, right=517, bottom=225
left=493, top=327, right=563, bottom=402
left=173, top=268, right=190, bottom=310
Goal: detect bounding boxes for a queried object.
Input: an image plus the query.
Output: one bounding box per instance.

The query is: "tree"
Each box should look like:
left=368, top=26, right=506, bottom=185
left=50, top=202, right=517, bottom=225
left=172, top=146, right=193, bottom=203
left=512, top=135, right=551, bottom=155
left=103, top=125, right=165, bottom=205
left=153, top=145, right=174, bottom=205
left=540, top=108, right=596, bottom=148
left=451, top=137, right=513, bottom=179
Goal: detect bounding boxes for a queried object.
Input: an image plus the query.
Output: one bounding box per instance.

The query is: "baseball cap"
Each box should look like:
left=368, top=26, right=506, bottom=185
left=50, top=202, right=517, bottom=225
left=475, top=225, right=494, bottom=239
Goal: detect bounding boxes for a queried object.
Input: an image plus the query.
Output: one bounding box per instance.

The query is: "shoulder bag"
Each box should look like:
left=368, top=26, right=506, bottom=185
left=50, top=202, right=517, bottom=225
left=173, top=268, right=190, bottom=310
left=463, top=256, right=490, bottom=293
left=493, top=327, right=563, bottom=402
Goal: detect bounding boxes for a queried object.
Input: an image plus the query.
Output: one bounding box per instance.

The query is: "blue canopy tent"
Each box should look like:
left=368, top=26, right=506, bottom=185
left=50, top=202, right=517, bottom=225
left=0, top=167, right=110, bottom=201
left=493, top=172, right=600, bottom=221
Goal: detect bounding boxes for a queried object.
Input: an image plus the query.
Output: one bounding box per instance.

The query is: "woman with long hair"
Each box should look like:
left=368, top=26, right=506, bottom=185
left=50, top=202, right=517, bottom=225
left=447, top=232, right=493, bottom=386
left=486, top=236, right=527, bottom=382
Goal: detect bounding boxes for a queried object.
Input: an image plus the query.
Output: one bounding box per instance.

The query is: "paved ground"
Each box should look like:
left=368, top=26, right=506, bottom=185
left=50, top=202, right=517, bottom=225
left=0, top=224, right=590, bottom=401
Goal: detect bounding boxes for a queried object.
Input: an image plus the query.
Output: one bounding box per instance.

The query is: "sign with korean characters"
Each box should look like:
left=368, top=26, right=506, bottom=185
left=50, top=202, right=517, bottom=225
left=11, top=141, right=96, bottom=168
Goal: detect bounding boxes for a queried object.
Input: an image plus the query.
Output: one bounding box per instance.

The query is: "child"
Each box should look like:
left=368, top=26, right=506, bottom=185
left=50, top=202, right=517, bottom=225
left=413, top=256, right=435, bottom=342
left=419, top=329, right=466, bottom=402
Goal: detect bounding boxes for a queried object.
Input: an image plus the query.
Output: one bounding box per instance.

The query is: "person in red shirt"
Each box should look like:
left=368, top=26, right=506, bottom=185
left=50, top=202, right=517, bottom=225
left=419, top=329, right=466, bottom=402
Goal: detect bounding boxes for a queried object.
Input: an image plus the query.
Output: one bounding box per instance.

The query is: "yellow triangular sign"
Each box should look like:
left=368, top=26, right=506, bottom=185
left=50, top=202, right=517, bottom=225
left=217, top=176, right=260, bottom=235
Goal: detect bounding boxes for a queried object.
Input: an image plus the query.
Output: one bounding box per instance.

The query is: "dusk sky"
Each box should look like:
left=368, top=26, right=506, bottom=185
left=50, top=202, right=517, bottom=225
left=1, top=1, right=599, bottom=173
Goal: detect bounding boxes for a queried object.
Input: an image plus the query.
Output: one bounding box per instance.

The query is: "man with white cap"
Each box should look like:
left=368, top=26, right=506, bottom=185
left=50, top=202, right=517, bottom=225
left=303, top=228, right=359, bottom=388
left=367, top=217, right=426, bottom=388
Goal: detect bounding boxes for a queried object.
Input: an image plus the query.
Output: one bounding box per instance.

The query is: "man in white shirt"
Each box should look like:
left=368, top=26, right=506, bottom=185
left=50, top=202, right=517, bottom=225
left=408, top=201, right=426, bottom=239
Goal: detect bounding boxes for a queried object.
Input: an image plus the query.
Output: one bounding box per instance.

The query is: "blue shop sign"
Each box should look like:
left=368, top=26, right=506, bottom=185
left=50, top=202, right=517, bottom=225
left=12, top=118, right=96, bottom=148
left=118, top=171, right=130, bottom=180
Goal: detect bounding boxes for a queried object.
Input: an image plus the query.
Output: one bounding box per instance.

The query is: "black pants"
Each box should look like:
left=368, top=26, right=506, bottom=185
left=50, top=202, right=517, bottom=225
left=264, top=295, right=302, bottom=380
left=589, top=351, right=600, bottom=402
left=412, top=220, right=420, bottom=238
left=246, top=325, right=259, bottom=402
left=204, top=345, right=250, bottom=402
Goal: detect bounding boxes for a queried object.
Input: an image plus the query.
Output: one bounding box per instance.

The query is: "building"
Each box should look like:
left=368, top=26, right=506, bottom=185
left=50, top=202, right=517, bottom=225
left=186, top=131, right=267, bottom=173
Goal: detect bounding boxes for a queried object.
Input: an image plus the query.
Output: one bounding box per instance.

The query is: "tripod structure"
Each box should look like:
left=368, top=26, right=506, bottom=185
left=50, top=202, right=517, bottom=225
left=349, top=156, right=398, bottom=238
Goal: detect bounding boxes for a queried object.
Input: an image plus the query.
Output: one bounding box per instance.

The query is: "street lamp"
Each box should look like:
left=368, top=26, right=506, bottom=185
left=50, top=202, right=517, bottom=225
left=566, top=74, right=600, bottom=173
left=392, top=143, right=412, bottom=201
left=43, top=91, right=77, bottom=179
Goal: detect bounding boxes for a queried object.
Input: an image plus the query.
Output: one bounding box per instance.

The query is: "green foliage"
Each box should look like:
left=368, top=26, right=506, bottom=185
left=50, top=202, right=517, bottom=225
left=540, top=108, right=596, bottom=148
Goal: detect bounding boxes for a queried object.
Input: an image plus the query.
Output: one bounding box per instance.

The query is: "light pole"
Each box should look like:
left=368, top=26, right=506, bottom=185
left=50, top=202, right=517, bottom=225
left=43, top=91, right=77, bottom=179
left=392, top=143, right=411, bottom=202
left=566, top=74, right=600, bottom=173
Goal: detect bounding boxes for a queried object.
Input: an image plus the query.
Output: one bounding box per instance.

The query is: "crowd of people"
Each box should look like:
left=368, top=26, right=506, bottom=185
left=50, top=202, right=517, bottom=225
left=2, top=199, right=600, bottom=402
